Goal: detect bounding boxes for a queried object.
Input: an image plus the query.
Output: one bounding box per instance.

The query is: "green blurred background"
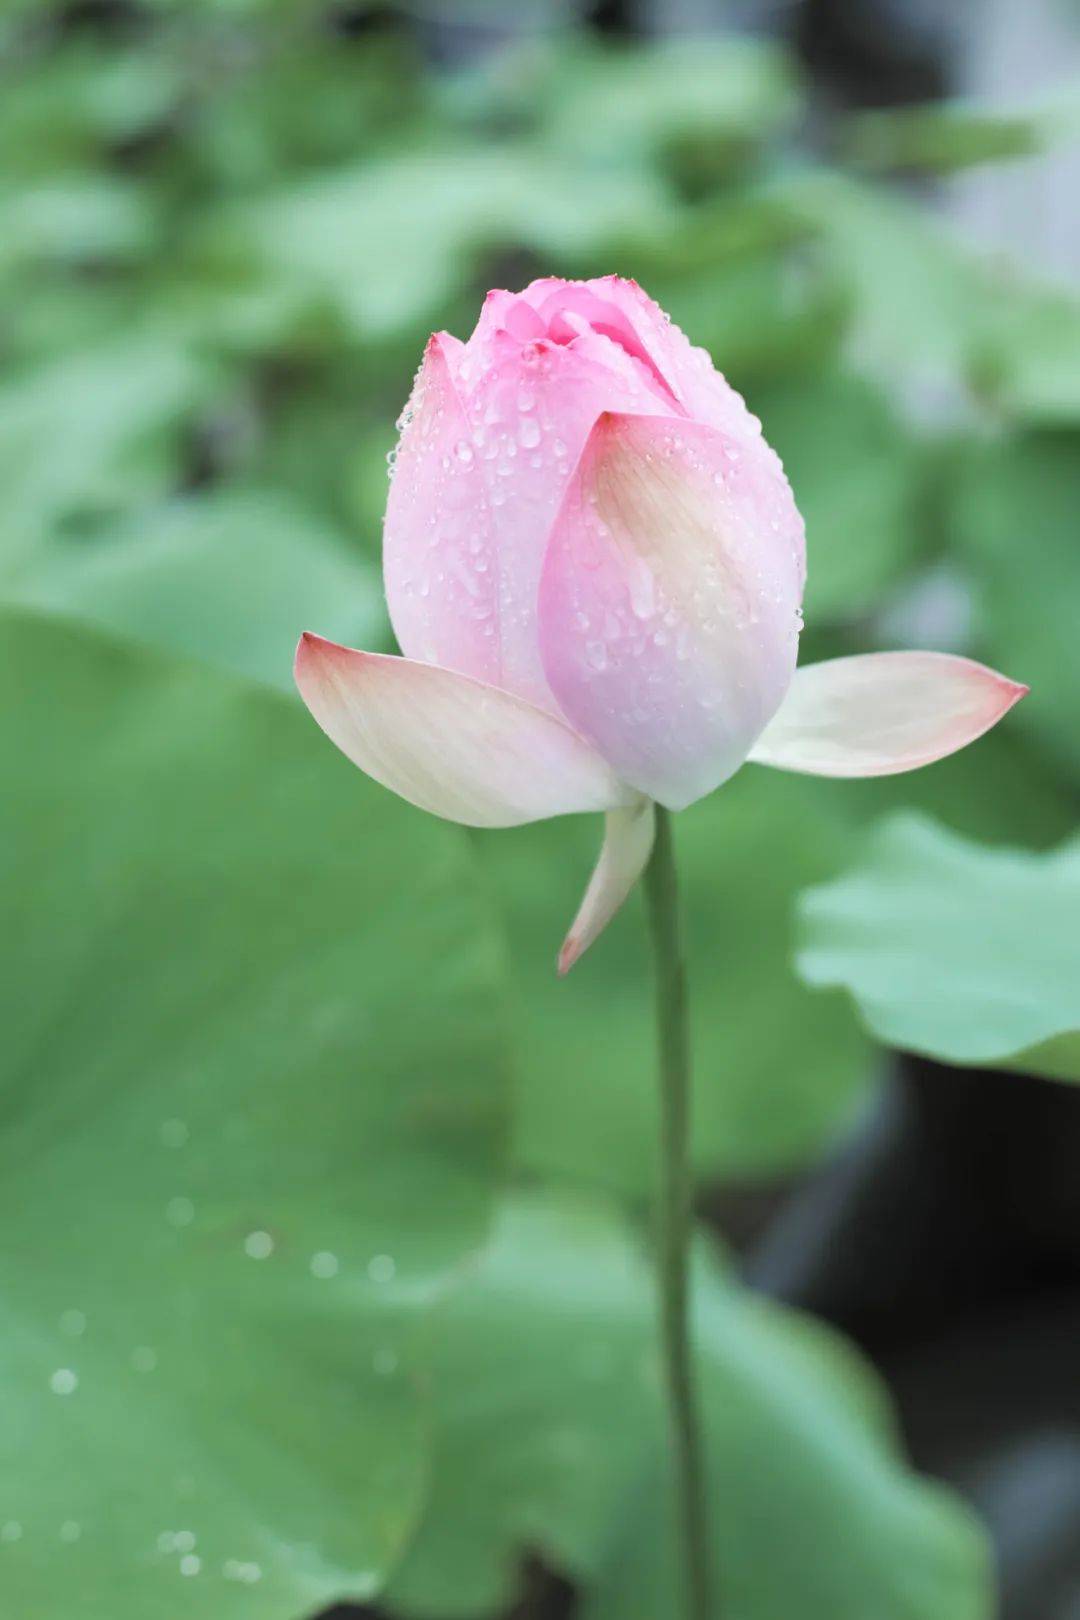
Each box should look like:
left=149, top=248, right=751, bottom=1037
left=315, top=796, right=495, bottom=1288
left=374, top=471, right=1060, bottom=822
left=1, top=2, right=1079, bottom=1619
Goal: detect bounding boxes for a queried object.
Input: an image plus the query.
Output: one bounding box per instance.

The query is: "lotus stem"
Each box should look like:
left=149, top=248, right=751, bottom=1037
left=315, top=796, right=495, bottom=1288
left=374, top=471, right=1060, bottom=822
left=643, top=805, right=713, bottom=1620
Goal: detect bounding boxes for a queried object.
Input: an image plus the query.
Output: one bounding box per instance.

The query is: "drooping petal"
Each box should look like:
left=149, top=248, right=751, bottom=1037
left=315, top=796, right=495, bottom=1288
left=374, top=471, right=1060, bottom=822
left=294, top=634, right=634, bottom=828
left=538, top=411, right=804, bottom=809
left=558, top=798, right=656, bottom=976
left=383, top=333, right=504, bottom=687
left=748, top=652, right=1028, bottom=777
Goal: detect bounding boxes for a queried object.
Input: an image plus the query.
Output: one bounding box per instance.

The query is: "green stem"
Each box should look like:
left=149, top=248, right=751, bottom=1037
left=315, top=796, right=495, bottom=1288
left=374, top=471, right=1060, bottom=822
left=643, top=805, right=713, bottom=1620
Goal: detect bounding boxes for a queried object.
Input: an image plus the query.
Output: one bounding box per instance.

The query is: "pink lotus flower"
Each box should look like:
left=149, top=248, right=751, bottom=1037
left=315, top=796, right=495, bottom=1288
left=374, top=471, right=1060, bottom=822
left=296, top=276, right=1026, bottom=972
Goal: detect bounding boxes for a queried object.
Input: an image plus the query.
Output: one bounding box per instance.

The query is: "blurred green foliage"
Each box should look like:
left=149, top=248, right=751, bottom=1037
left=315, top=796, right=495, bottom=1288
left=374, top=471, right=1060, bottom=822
left=388, top=1193, right=989, bottom=1620
left=2, top=3, right=1078, bottom=1617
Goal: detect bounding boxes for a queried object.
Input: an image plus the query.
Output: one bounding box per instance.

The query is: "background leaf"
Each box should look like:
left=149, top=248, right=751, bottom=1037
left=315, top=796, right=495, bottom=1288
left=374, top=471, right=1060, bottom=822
left=0, top=609, right=510, bottom=1618
left=388, top=1191, right=990, bottom=1620
left=234, top=148, right=672, bottom=341
left=3, top=490, right=386, bottom=690
left=797, top=812, right=1080, bottom=1079
left=846, top=103, right=1051, bottom=175
left=536, top=37, right=799, bottom=172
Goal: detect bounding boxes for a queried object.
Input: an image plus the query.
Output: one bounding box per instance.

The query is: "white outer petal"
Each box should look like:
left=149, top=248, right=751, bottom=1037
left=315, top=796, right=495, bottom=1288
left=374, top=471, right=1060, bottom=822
left=748, top=652, right=1028, bottom=778
left=294, top=634, right=635, bottom=828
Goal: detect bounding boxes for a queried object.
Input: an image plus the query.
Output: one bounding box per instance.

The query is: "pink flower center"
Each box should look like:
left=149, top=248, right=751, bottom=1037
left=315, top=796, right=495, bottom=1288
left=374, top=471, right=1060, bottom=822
left=500, top=287, right=681, bottom=410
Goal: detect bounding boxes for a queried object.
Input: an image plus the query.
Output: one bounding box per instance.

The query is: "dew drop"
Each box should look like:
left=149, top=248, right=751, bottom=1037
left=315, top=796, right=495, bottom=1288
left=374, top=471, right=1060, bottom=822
left=59, top=1309, right=86, bottom=1338
left=224, top=1559, right=262, bottom=1584
left=50, top=1368, right=77, bottom=1396
left=179, top=1554, right=201, bottom=1577
left=165, top=1197, right=194, bottom=1228
left=627, top=560, right=657, bottom=620
left=310, top=1251, right=339, bottom=1280
left=159, top=1119, right=188, bottom=1149
left=244, top=1231, right=274, bottom=1261
left=59, top=1521, right=81, bottom=1544
left=367, top=1253, right=396, bottom=1284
